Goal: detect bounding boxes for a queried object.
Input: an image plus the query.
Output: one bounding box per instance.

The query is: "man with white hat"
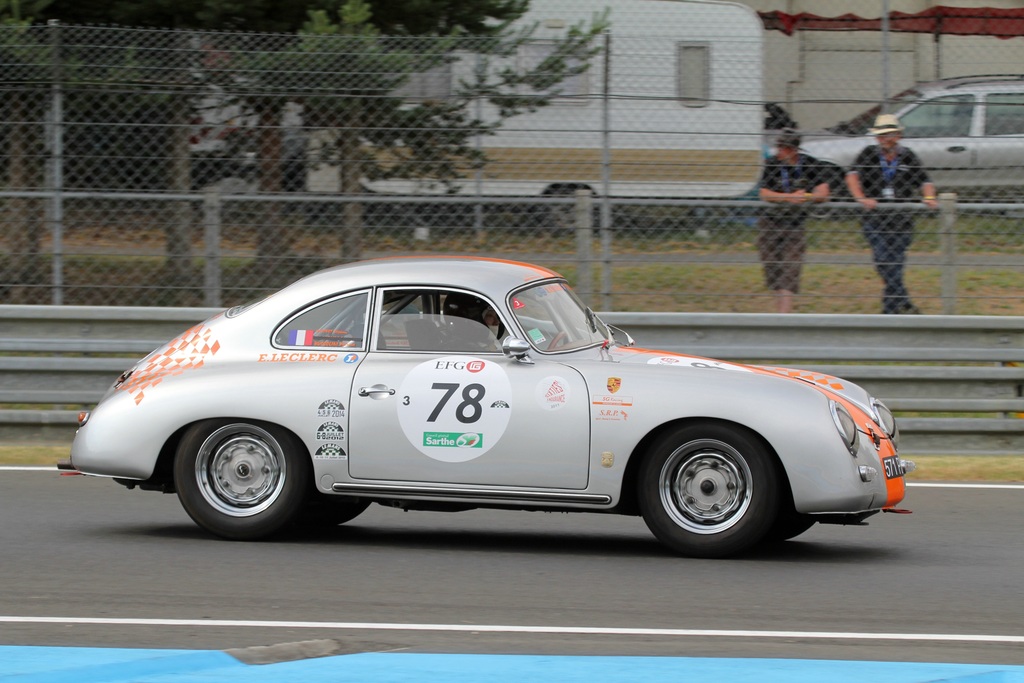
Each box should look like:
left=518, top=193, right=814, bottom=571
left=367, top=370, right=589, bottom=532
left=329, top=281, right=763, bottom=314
left=846, top=114, right=937, bottom=315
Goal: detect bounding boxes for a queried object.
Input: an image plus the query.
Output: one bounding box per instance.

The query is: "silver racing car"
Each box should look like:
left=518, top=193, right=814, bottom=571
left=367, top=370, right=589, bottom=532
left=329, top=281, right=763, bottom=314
left=66, top=257, right=912, bottom=558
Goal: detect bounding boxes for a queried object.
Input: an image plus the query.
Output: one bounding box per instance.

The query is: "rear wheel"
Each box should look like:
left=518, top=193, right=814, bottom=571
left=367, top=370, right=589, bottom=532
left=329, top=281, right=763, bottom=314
left=174, top=419, right=309, bottom=540
left=638, top=422, right=780, bottom=558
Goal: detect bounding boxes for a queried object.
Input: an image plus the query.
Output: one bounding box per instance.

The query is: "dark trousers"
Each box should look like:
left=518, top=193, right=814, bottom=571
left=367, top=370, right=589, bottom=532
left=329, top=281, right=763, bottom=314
left=861, top=212, right=915, bottom=314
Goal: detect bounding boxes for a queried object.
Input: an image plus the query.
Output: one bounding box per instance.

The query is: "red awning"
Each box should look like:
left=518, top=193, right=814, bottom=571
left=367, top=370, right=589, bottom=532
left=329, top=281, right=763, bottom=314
left=760, top=6, right=1024, bottom=39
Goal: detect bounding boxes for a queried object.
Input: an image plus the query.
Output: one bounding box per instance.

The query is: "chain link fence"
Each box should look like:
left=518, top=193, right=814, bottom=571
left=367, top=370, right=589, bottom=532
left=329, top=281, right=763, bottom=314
left=2, top=9, right=1024, bottom=313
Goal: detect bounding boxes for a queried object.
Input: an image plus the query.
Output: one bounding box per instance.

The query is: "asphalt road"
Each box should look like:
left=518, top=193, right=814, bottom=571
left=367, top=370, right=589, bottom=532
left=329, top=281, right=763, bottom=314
left=1, top=470, right=1022, bottom=665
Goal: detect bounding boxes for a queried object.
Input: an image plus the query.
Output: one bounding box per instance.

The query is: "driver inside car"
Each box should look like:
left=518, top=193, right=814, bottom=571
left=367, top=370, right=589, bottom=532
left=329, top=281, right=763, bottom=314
left=441, top=292, right=502, bottom=351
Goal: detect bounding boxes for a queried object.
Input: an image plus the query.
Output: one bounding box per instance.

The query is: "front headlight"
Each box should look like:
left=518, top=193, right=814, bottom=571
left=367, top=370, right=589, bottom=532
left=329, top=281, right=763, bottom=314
left=871, top=398, right=900, bottom=451
left=830, top=401, right=858, bottom=456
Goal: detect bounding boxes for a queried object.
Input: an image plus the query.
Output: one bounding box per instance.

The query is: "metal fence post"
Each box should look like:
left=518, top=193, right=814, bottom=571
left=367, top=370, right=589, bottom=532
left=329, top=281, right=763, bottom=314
left=203, top=189, right=222, bottom=308
left=46, top=19, right=64, bottom=305
left=939, top=192, right=958, bottom=315
left=599, top=29, right=613, bottom=311
left=575, top=189, right=593, bottom=306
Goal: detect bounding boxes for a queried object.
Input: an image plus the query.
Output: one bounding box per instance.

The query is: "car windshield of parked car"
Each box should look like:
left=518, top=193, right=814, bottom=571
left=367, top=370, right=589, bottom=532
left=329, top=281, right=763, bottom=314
left=511, top=281, right=609, bottom=352
left=827, top=88, right=922, bottom=135
left=898, top=94, right=974, bottom=138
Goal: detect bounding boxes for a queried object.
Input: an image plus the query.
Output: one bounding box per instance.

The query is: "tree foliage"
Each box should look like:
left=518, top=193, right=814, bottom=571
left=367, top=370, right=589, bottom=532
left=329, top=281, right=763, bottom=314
left=34, top=0, right=530, bottom=34
left=12, top=0, right=608, bottom=262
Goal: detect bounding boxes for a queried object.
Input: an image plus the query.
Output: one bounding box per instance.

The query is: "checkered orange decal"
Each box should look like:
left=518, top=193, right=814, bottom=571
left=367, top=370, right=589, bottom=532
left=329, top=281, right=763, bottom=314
left=117, top=324, right=221, bottom=405
left=761, top=366, right=845, bottom=391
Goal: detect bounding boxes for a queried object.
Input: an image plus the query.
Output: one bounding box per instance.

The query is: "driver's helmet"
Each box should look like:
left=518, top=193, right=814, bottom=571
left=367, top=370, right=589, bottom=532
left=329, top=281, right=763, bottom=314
left=442, top=292, right=486, bottom=322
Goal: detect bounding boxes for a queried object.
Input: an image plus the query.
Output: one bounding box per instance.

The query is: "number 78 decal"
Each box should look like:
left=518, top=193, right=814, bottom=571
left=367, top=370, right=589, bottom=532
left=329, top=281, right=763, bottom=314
left=397, top=358, right=512, bottom=461
left=427, top=382, right=485, bottom=423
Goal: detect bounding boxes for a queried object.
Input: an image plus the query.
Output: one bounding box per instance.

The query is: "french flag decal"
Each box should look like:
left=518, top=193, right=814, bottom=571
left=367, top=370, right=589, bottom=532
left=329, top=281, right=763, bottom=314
left=289, top=329, right=315, bottom=345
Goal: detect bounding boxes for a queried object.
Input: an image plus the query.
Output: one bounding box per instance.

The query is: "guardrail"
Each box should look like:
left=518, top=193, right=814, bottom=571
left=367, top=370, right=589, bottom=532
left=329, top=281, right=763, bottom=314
left=2, top=305, right=1023, bottom=455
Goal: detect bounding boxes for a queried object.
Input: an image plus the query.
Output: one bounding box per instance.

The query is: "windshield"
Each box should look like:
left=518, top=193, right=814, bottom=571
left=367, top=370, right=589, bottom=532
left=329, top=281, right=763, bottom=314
left=827, top=88, right=922, bottom=135
left=510, top=281, right=609, bottom=352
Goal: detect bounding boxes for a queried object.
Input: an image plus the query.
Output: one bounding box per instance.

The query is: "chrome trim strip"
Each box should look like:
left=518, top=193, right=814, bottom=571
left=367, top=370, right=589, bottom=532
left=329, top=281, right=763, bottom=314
left=331, top=482, right=611, bottom=505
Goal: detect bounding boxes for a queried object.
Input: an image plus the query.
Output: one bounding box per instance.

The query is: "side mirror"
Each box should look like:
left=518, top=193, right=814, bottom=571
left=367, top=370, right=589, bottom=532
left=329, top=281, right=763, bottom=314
left=607, top=324, right=635, bottom=347
left=502, top=337, right=534, bottom=364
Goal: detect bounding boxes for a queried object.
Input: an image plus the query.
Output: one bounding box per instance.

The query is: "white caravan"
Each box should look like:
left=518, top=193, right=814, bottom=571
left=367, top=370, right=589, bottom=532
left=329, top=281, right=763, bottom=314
left=359, top=0, right=765, bottom=199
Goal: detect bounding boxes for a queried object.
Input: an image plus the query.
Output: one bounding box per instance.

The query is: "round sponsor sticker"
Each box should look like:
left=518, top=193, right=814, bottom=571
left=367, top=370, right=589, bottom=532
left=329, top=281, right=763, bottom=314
left=316, top=422, right=345, bottom=441
left=646, top=356, right=750, bottom=372
left=536, top=375, right=570, bottom=411
left=317, top=399, right=346, bottom=417
left=396, top=356, right=512, bottom=463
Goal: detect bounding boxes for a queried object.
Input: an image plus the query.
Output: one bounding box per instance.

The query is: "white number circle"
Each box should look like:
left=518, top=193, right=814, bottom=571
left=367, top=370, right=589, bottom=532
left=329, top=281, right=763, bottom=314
left=397, top=357, right=513, bottom=462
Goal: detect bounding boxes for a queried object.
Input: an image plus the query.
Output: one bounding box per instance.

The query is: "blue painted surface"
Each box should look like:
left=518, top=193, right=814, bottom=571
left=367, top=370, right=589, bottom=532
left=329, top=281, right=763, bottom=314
left=2, top=648, right=1024, bottom=682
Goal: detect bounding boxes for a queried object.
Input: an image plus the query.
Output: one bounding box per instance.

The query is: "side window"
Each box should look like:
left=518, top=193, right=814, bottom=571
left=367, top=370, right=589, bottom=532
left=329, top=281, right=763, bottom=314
left=518, top=41, right=589, bottom=102
left=377, top=289, right=503, bottom=353
left=984, top=94, right=1024, bottom=136
left=900, top=94, right=974, bottom=138
left=677, top=43, right=709, bottom=108
left=274, top=291, right=369, bottom=349
left=392, top=63, right=452, bottom=102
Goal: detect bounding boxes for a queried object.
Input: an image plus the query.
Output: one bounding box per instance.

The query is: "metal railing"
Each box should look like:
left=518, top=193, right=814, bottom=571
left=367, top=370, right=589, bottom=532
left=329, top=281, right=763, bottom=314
left=5, top=188, right=1024, bottom=314
left=2, top=304, right=1023, bottom=455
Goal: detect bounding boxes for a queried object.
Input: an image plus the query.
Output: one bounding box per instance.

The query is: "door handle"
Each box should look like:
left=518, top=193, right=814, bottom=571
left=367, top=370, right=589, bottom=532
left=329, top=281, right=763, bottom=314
left=358, top=384, right=396, bottom=399
left=947, top=145, right=967, bottom=153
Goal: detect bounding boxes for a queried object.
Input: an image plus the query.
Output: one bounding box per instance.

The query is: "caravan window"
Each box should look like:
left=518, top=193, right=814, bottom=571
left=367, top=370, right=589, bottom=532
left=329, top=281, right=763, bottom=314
left=677, top=43, right=709, bottom=108
left=394, top=63, right=453, bottom=102
left=519, top=41, right=589, bottom=103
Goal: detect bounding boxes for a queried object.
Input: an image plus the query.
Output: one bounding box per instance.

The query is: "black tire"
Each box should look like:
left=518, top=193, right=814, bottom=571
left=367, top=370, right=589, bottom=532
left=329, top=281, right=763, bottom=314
left=295, top=496, right=371, bottom=528
left=174, top=419, right=310, bottom=540
left=638, top=422, right=781, bottom=558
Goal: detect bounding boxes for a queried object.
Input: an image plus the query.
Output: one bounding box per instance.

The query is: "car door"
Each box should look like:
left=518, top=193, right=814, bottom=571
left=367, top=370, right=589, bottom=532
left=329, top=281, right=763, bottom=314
left=347, top=288, right=592, bottom=489
left=972, top=92, right=1024, bottom=189
left=897, top=93, right=976, bottom=186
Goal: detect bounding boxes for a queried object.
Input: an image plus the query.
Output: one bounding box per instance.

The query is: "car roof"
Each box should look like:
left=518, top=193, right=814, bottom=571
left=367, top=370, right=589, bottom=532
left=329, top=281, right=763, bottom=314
left=280, top=256, right=564, bottom=303
left=912, top=74, right=1024, bottom=95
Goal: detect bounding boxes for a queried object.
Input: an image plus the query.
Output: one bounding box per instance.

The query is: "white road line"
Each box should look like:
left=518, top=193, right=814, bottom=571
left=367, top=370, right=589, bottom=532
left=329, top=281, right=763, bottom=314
left=908, top=482, right=1024, bottom=490
left=2, top=466, right=1022, bottom=489
left=1, top=466, right=59, bottom=472
left=1, top=616, right=1022, bottom=644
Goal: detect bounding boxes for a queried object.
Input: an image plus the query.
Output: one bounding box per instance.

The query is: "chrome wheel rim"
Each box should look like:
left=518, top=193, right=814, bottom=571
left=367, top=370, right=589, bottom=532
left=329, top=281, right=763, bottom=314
left=659, top=439, right=752, bottom=534
left=194, top=424, right=286, bottom=517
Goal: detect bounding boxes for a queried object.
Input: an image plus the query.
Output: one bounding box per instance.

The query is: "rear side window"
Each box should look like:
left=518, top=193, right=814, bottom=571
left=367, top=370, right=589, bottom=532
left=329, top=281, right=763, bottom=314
left=518, top=41, right=589, bottom=102
left=274, top=291, right=370, bottom=349
left=900, top=94, right=974, bottom=138
left=985, top=93, right=1024, bottom=136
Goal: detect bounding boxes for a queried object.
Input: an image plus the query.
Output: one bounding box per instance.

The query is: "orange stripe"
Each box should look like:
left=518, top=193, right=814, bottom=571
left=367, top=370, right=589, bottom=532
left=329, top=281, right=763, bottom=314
left=361, top=255, right=561, bottom=279
left=622, top=348, right=908, bottom=507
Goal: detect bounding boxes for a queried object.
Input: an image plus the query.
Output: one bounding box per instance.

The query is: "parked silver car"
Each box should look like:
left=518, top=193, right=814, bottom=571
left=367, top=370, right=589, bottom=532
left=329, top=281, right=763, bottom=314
left=799, top=75, right=1024, bottom=197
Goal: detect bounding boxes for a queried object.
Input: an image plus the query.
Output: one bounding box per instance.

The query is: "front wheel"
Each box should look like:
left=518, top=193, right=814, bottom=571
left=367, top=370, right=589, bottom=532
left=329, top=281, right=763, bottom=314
left=638, top=422, right=780, bottom=558
left=174, top=419, right=310, bottom=540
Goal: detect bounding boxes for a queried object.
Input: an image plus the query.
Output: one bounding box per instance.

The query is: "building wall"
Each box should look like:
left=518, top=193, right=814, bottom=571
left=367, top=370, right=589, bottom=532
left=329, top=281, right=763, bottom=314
left=739, top=0, right=1024, bottom=129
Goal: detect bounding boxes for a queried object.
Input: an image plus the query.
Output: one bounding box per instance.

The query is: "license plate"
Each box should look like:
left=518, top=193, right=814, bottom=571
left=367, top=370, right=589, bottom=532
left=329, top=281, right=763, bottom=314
left=882, top=455, right=904, bottom=479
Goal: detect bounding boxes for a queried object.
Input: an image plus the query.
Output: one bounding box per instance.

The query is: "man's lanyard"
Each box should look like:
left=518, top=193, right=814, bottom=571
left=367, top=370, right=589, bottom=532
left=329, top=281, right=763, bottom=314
left=780, top=156, right=802, bottom=192
left=879, top=148, right=900, bottom=186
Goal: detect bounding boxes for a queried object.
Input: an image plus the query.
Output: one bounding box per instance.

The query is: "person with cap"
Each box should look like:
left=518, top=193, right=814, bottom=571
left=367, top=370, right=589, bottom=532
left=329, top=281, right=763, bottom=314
left=757, top=128, right=831, bottom=313
left=846, top=114, right=938, bottom=315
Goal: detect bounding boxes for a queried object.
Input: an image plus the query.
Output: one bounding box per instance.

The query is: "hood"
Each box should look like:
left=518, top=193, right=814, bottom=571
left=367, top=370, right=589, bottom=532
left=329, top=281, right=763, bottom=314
left=609, top=346, right=876, bottom=415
